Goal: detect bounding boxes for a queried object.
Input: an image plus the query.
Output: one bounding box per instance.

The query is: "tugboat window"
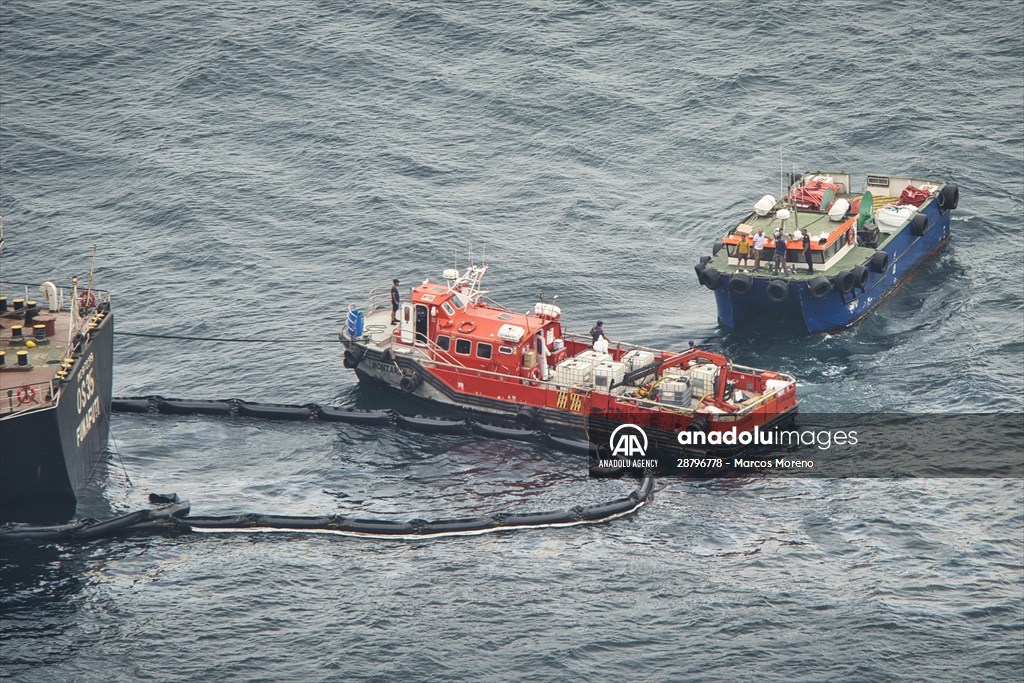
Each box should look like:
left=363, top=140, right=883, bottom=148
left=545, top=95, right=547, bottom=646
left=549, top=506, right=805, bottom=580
left=437, top=335, right=450, bottom=351
left=449, top=293, right=466, bottom=309
left=441, top=302, right=455, bottom=316
left=455, top=338, right=472, bottom=355
left=498, top=346, right=514, bottom=355
left=477, top=342, right=493, bottom=359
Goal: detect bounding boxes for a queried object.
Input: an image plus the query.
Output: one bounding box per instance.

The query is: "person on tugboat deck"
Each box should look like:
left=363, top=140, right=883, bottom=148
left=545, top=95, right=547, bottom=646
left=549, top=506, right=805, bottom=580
left=773, top=229, right=789, bottom=275
left=737, top=233, right=751, bottom=269
left=390, top=279, right=400, bottom=324
left=752, top=229, right=766, bottom=271
left=590, top=321, right=606, bottom=345
left=802, top=233, right=813, bottom=273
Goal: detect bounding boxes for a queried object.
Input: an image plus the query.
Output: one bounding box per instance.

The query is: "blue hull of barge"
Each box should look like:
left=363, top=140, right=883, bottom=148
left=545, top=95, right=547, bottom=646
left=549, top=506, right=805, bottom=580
left=712, top=201, right=952, bottom=334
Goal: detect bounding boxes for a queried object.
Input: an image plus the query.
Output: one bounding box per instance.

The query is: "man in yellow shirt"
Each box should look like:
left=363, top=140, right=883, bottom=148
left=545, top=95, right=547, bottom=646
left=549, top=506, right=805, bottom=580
left=736, top=233, right=751, bottom=269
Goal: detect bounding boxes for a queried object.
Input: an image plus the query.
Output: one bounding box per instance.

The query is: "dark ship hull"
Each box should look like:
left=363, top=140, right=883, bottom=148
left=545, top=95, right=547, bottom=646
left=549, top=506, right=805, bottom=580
left=0, top=312, right=113, bottom=522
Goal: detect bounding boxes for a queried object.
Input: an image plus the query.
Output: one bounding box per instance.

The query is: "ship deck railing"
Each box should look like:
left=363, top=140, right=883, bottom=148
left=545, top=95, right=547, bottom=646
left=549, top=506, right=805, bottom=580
left=0, top=379, right=57, bottom=416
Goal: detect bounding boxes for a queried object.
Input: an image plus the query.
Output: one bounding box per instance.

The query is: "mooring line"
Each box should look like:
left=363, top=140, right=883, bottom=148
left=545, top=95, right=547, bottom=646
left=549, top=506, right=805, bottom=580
left=115, top=331, right=340, bottom=344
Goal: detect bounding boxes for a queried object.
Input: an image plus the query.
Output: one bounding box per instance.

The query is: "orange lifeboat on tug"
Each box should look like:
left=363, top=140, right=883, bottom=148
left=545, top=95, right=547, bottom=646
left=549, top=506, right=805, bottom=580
left=339, top=265, right=798, bottom=458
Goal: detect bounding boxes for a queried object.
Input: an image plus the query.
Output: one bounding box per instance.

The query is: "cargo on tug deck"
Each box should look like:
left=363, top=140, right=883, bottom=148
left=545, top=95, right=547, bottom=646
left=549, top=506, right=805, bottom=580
left=339, top=265, right=798, bottom=454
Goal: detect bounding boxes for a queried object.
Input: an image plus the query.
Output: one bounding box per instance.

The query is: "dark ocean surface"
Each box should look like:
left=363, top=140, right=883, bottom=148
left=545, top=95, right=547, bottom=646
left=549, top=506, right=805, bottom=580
left=2, top=1, right=1022, bottom=680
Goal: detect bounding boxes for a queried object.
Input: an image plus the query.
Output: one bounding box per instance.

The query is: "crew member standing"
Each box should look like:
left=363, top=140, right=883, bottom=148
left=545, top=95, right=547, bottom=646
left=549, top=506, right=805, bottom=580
left=390, top=279, right=400, bottom=324
left=802, top=233, right=813, bottom=273
left=590, top=320, right=606, bottom=346
left=753, top=229, right=766, bottom=271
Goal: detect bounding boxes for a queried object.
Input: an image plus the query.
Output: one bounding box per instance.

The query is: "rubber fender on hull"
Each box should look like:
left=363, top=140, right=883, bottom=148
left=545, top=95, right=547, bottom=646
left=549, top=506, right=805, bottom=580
left=851, top=264, right=870, bottom=290
left=729, top=272, right=753, bottom=295
left=315, top=405, right=392, bottom=425
left=808, top=275, right=832, bottom=299
left=869, top=250, right=889, bottom=274
left=472, top=423, right=536, bottom=440
left=687, top=416, right=711, bottom=433
left=911, top=213, right=929, bottom=237
left=711, top=240, right=725, bottom=256
left=699, top=255, right=712, bottom=268
left=700, top=267, right=722, bottom=290
left=938, top=183, right=959, bottom=211
left=399, top=371, right=422, bottom=393
left=766, top=279, right=789, bottom=303
left=515, top=406, right=540, bottom=429
left=396, top=414, right=467, bottom=434
left=342, top=347, right=364, bottom=369
left=157, top=399, right=232, bottom=416
left=835, top=270, right=856, bottom=294
left=694, top=263, right=706, bottom=286
left=237, top=402, right=312, bottom=421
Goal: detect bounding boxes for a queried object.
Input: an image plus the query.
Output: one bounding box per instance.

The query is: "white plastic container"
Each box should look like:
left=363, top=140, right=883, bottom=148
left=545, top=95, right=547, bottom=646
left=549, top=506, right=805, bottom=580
left=576, top=349, right=612, bottom=365
left=660, top=378, right=692, bottom=406
left=754, top=194, right=777, bottom=217
left=498, top=324, right=526, bottom=343
left=594, top=361, right=626, bottom=390
left=555, top=359, right=593, bottom=387
left=765, top=379, right=789, bottom=393
left=689, top=363, right=719, bottom=396
left=828, top=197, right=851, bottom=222
left=622, top=349, right=655, bottom=372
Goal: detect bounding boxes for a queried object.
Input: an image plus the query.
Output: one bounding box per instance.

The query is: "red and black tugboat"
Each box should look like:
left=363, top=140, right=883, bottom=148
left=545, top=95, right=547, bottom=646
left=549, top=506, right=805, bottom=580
left=340, top=265, right=798, bottom=461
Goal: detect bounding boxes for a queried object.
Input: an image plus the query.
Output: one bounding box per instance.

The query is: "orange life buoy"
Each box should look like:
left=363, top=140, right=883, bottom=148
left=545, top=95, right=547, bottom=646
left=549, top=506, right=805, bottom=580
left=458, top=321, right=476, bottom=333
left=16, top=385, right=37, bottom=405
left=529, top=366, right=540, bottom=380
left=846, top=226, right=856, bottom=246
left=80, top=290, right=97, bottom=309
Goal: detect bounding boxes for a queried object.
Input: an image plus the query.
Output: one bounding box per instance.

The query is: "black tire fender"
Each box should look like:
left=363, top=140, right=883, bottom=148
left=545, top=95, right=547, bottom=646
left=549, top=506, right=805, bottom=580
left=938, top=183, right=959, bottom=211
left=851, top=264, right=870, bottom=289
left=835, top=270, right=855, bottom=294
left=869, top=250, right=889, bottom=274
left=701, top=267, right=722, bottom=290
left=808, top=275, right=832, bottom=299
left=766, top=279, right=789, bottom=303
left=729, top=272, right=753, bottom=295
left=399, top=372, right=422, bottom=393
left=343, top=347, right=364, bottom=369
left=711, top=240, right=725, bottom=256
left=911, top=213, right=929, bottom=237
left=515, top=406, right=539, bottom=428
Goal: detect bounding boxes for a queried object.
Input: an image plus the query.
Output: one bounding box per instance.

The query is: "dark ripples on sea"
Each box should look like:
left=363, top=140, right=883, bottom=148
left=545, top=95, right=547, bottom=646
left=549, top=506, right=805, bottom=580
left=1, top=1, right=1022, bottom=680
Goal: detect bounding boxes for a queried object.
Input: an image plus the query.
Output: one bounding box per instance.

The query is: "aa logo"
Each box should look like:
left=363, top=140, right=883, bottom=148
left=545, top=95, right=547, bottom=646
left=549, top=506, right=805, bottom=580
left=609, top=424, right=648, bottom=458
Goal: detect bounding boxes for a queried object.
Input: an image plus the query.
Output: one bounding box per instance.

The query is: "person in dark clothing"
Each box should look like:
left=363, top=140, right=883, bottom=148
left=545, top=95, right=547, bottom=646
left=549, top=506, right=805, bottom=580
left=391, top=279, right=400, bottom=324
left=802, top=234, right=813, bottom=273
left=590, top=320, right=606, bottom=344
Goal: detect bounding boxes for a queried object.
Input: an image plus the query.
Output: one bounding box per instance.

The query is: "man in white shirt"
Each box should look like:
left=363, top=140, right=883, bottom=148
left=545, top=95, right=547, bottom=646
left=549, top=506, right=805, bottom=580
left=753, top=229, right=766, bottom=271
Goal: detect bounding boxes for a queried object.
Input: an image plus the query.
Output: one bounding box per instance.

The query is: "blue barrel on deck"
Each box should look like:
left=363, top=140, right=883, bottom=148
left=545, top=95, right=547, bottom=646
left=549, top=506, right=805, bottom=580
left=346, top=308, right=364, bottom=338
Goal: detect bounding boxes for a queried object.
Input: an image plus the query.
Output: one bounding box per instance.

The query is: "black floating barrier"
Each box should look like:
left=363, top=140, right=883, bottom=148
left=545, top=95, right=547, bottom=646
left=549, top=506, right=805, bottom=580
left=157, top=398, right=233, bottom=416
left=395, top=414, right=467, bottom=435
left=1, top=473, right=655, bottom=543
left=316, top=405, right=392, bottom=425
left=471, top=423, right=536, bottom=441
left=236, top=402, right=314, bottom=421
left=111, top=397, right=152, bottom=413
left=111, top=396, right=595, bottom=456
